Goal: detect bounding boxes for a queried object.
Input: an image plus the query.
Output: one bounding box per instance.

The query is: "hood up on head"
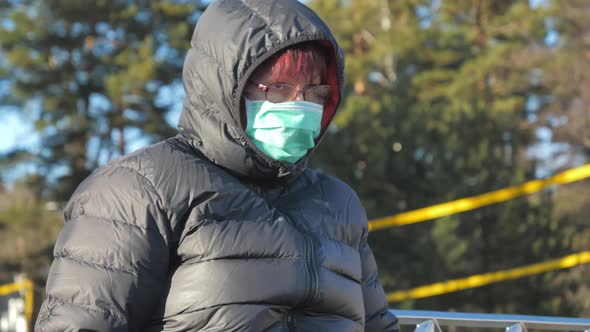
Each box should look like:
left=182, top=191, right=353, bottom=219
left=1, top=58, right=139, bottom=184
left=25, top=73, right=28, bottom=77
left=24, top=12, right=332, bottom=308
left=178, top=0, right=345, bottom=184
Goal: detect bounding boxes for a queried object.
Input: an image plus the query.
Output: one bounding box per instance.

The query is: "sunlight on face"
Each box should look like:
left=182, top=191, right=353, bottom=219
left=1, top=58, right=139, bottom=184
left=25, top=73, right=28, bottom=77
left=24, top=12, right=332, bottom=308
left=244, top=60, right=322, bottom=102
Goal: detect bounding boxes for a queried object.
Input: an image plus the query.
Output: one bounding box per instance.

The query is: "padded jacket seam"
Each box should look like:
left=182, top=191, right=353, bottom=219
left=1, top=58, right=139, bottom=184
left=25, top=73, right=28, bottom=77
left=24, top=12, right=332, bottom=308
left=76, top=212, right=150, bottom=232
left=110, top=164, right=172, bottom=240
left=361, top=271, right=379, bottom=288
left=54, top=252, right=137, bottom=276
left=183, top=255, right=300, bottom=265
left=44, top=295, right=127, bottom=323
left=113, top=165, right=166, bottom=213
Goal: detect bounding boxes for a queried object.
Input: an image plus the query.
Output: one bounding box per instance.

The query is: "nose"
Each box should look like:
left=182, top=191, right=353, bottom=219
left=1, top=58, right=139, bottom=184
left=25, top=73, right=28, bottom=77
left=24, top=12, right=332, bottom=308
left=293, top=90, right=305, bottom=101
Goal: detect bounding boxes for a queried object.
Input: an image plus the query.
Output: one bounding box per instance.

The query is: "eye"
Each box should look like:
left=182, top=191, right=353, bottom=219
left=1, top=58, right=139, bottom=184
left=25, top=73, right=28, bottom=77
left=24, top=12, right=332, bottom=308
left=265, top=83, right=297, bottom=103
left=308, top=85, right=332, bottom=103
left=270, top=83, right=289, bottom=91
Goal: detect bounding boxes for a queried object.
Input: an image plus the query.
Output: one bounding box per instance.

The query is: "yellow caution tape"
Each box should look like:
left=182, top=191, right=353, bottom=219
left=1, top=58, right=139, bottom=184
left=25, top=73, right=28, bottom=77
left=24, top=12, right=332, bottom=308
left=0, top=280, right=26, bottom=296
left=0, top=279, right=34, bottom=328
left=387, top=250, right=590, bottom=302
left=369, top=164, right=590, bottom=232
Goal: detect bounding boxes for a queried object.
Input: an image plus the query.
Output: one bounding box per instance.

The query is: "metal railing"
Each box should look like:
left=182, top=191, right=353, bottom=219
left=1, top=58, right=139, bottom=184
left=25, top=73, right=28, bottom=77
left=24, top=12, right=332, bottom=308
left=391, top=310, right=590, bottom=332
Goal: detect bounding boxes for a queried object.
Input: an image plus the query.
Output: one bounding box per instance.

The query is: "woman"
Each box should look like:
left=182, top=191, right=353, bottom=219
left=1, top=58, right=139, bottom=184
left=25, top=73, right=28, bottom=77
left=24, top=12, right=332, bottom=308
left=36, top=0, right=399, bottom=331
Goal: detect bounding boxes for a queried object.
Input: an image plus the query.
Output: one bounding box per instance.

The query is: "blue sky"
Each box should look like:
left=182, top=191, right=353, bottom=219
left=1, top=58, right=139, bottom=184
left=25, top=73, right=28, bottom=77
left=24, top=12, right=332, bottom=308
left=0, top=103, right=183, bottom=152
left=0, top=90, right=184, bottom=183
left=0, top=108, right=37, bottom=153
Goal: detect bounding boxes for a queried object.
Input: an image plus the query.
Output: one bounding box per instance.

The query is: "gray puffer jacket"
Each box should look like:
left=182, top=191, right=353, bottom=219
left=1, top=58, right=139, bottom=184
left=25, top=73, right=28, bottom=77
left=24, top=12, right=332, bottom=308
left=36, top=0, right=399, bottom=331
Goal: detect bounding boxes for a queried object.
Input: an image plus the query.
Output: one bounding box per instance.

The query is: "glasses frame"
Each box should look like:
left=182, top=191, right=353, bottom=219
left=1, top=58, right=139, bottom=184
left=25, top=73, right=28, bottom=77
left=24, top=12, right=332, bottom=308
left=250, top=81, right=332, bottom=104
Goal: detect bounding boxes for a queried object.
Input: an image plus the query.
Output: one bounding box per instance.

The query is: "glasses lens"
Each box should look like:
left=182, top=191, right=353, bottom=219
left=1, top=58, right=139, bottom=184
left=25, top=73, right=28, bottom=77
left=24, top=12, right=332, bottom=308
left=265, top=83, right=332, bottom=104
left=305, top=85, right=332, bottom=104
left=266, top=83, right=296, bottom=103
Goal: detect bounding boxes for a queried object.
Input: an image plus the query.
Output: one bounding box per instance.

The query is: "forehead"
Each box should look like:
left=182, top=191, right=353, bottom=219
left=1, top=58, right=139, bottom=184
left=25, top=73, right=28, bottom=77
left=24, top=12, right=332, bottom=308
left=250, top=60, right=275, bottom=81
left=251, top=60, right=322, bottom=84
left=250, top=48, right=325, bottom=84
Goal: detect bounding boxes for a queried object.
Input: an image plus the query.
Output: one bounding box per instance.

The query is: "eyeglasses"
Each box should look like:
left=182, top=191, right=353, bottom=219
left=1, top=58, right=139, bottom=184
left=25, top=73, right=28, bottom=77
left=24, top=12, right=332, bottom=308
left=250, top=82, right=332, bottom=104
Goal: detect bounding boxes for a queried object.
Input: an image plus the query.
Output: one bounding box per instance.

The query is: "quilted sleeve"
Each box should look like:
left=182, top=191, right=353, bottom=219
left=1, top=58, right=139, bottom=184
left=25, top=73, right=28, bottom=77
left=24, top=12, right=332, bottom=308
left=359, top=232, right=400, bottom=332
left=35, top=165, right=171, bottom=332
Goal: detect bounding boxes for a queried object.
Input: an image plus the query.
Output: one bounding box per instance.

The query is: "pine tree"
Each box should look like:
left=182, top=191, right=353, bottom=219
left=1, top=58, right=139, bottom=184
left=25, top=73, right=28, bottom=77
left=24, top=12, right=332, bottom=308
left=535, top=0, right=590, bottom=317
left=0, top=0, right=206, bottom=201
left=309, top=0, right=576, bottom=316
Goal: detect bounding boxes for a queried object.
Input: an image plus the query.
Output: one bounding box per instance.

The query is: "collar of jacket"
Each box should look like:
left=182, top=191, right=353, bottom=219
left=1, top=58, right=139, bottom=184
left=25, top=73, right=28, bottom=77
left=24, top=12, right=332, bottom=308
left=178, top=0, right=345, bottom=184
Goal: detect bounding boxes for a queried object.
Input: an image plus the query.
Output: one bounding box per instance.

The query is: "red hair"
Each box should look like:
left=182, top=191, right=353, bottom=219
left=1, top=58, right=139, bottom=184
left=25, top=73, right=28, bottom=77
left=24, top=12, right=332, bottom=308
left=267, top=42, right=340, bottom=133
left=270, top=44, right=328, bottom=85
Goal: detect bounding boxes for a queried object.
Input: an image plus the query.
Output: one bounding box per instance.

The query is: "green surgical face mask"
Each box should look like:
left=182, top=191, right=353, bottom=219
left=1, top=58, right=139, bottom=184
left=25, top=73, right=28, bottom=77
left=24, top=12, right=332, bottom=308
left=245, top=99, right=323, bottom=164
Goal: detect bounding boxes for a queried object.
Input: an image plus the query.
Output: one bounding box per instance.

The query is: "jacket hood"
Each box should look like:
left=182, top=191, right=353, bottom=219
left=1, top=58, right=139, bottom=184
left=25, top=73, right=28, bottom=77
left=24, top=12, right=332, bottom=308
left=178, top=0, right=345, bottom=183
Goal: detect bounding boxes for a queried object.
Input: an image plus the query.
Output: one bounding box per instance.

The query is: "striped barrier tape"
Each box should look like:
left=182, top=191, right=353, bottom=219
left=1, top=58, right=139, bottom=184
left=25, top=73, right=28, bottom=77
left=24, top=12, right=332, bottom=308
left=369, top=164, right=590, bottom=232
left=0, top=279, right=34, bottom=328
left=387, top=250, right=590, bottom=302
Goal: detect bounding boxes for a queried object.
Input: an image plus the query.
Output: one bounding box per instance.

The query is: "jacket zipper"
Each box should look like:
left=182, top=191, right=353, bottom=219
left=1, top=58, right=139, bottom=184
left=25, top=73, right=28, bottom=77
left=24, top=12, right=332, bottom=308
left=283, top=215, right=319, bottom=305
left=285, top=311, right=296, bottom=332
left=303, top=233, right=319, bottom=303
